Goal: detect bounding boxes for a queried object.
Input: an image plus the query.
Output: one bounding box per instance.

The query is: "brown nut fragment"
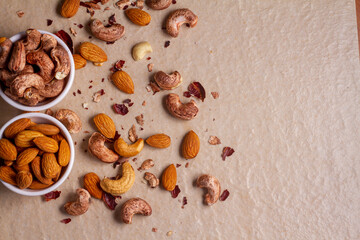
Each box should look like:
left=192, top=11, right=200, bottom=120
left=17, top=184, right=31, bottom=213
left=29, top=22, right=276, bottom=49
left=165, top=93, right=198, bottom=120
left=8, top=41, right=26, bottom=73
left=0, top=38, right=13, bottom=68
left=120, top=198, right=152, bottom=224
left=16, top=170, right=33, bottom=189
left=115, top=0, right=130, bottom=9
left=51, top=46, right=71, bottom=80
left=64, top=188, right=91, bottom=216
left=10, top=73, right=45, bottom=97
left=144, top=172, right=159, bottom=188
left=90, top=19, right=125, bottom=42
left=140, top=159, right=154, bottom=171
left=40, top=34, right=57, bottom=52
left=154, top=71, right=182, bottom=90
left=26, top=50, right=55, bottom=83
left=23, top=88, right=46, bottom=106
left=146, top=0, right=171, bottom=10
left=166, top=9, right=198, bottom=38
left=0, top=65, right=34, bottom=87
left=31, top=156, right=54, bottom=185
left=61, top=0, right=80, bottom=18
left=38, top=79, right=65, bottom=98
left=22, top=29, right=42, bottom=51
left=55, top=109, right=82, bottom=134
left=196, top=174, right=221, bottom=206
left=73, top=54, right=86, bottom=69
left=0, top=166, right=17, bottom=185
left=88, top=132, right=119, bottom=163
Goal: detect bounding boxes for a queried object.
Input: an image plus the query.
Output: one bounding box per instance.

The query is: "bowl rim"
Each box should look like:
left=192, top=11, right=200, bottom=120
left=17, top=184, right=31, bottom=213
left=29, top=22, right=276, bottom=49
left=0, top=30, right=75, bottom=111
left=0, top=113, right=75, bottom=196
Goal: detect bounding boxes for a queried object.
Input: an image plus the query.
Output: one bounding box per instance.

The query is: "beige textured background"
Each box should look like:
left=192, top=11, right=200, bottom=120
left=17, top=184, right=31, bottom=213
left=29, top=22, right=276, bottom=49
left=0, top=0, right=359, bottom=239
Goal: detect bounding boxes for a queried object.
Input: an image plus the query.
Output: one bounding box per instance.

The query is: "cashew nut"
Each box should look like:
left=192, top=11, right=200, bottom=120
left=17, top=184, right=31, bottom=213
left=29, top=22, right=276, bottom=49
left=196, top=174, right=221, bottom=206
left=23, top=88, right=46, bottom=106
left=54, top=109, right=82, bottom=134
left=64, top=188, right=91, bottom=216
left=132, top=42, right=152, bottom=61
left=8, top=41, right=26, bottom=73
left=165, top=93, right=199, bottom=120
left=166, top=8, right=198, bottom=38
left=120, top=198, right=152, bottom=224
left=144, top=172, right=159, bottom=188
left=90, top=18, right=125, bottom=42
left=100, top=162, right=135, bottom=196
left=26, top=50, right=55, bottom=83
left=88, top=132, right=119, bottom=163
left=0, top=38, right=12, bottom=68
left=50, top=46, right=71, bottom=80
left=114, top=138, right=144, bottom=157
left=0, top=65, right=34, bottom=87
left=22, top=29, right=41, bottom=52
left=40, top=34, right=57, bottom=53
left=10, top=73, right=45, bottom=97
left=146, top=0, right=171, bottom=10
left=153, top=71, right=182, bottom=90
left=38, top=79, right=65, bottom=98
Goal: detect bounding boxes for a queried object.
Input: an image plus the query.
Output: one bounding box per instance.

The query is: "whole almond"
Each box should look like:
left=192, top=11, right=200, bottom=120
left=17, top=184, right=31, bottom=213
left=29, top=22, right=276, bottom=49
left=181, top=130, right=200, bottom=159
left=61, top=0, right=80, bottom=18
left=0, top=166, right=17, bottom=185
left=28, top=124, right=60, bottom=135
left=161, top=164, right=177, bottom=191
left=51, top=133, right=65, bottom=142
left=73, top=54, right=87, bottom=69
left=31, top=156, right=54, bottom=185
left=93, top=113, right=116, bottom=139
left=146, top=134, right=171, bottom=148
left=42, top=153, right=61, bottom=179
left=33, top=136, right=59, bottom=153
left=15, top=130, right=45, bottom=147
left=58, top=139, right=71, bottom=166
left=84, top=172, right=103, bottom=199
left=16, top=148, right=39, bottom=166
left=13, top=163, right=30, bottom=172
left=125, top=8, right=151, bottom=26
left=79, top=42, right=107, bottom=64
left=111, top=70, right=134, bottom=94
left=0, top=138, right=17, bottom=161
left=29, top=180, right=53, bottom=190
left=16, top=171, right=33, bottom=189
left=4, top=118, right=32, bottom=138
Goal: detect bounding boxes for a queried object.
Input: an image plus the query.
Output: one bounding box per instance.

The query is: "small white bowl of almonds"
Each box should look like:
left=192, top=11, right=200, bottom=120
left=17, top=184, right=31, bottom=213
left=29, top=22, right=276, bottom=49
left=0, top=112, right=74, bottom=196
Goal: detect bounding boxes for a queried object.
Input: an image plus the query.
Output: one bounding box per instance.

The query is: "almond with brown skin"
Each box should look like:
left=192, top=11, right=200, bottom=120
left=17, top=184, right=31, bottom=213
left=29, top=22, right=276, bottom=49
left=0, top=166, right=17, bottom=185
left=31, top=156, right=54, bottom=185
left=13, top=163, right=30, bottom=172
left=0, top=139, right=17, bottom=161
left=42, top=153, right=61, bottom=179
left=125, top=8, right=151, bottom=26
left=111, top=70, right=134, bottom=94
left=73, top=54, right=87, bottom=69
left=15, top=130, right=45, bottom=147
left=93, top=113, right=116, bottom=139
left=16, top=147, right=39, bottom=166
left=161, top=164, right=177, bottom=191
left=58, top=139, right=71, bottom=167
left=16, top=171, right=33, bottom=189
left=61, top=0, right=80, bottom=18
left=79, top=42, right=107, bottom=64
left=84, top=172, right=103, bottom=199
left=33, top=136, right=59, bottom=153
left=28, top=124, right=60, bottom=135
left=51, top=133, right=65, bottom=142
left=4, top=118, right=32, bottom=138
left=181, top=130, right=200, bottom=159
left=146, top=134, right=171, bottom=148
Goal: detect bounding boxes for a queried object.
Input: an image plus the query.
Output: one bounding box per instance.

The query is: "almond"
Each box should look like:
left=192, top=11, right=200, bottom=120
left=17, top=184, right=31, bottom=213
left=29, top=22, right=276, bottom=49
left=125, top=8, right=151, bottom=26
left=146, top=134, right=171, bottom=148
left=3, top=160, right=13, bottom=167
left=93, top=113, right=116, bottom=139
left=42, top=153, right=61, bottom=179
left=4, top=118, right=32, bottom=138
left=61, top=0, right=80, bottom=18
left=181, top=130, right=200, bottom=159
left=14, top=130, right=45, bottom=148
left=84, top=172, right=103, bottom=199
left=0, top=138, right=17, bottom=161
left=111, top=70, right=134, bottom=94
left=16, top=148, right=39, bottom=166
left=79, top=42, right=107, bottom=64
left=13, top=163, right=30, bottom=172
left=33, top=136, right=59, bottom=153
left=16, top=171, right=33, bottom=189
left=73, top=54, right=87, bottom=69
left=31, top=156, right=54, bottom=185
left=0, top=166, right=17, bottom=185
left=53, top=170, right=61, bottom=182
left=161, top=164, right=177, bottom=191
left=29, top=180, right=53, bottom=189
left=28, top=124, right=60, bottom=136
left=58, top=139, right=71, bottom=166
left=51, top=133, right=65, bottom=142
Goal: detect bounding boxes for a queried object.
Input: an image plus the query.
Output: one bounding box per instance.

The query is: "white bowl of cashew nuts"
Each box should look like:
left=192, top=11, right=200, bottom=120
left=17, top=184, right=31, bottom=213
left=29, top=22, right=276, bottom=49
left=0, top=29, right=75, bottom=111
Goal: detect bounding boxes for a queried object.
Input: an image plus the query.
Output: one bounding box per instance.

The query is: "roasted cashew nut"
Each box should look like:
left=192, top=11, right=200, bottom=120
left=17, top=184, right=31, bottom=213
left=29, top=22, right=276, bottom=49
left=26, top=50, right=55, bottom=83
left=40, top=34, right=57, bottom=53
left=51, top=46, right=71, bottom=80
left=132, top=42, right=152, bottom=61
left=100, top=162, right=135, bottom=196
left=196, top=174, right=221, bottom=206
left=146, top=0, right=171, bottom=10
left=8, top=41, right=26, bottom=73
left=54, top=109, right=82, bottom=134
left=10, top=73, right=45, bottom=97
left=64, top=188, right=91, bottom=216
left=90, top=18, right=125, bottom=42
left=0, top=38, right=13, bottom=68
left=114, top=138, right=144, bottom=157
left=22, top=29, right=41, bottom=52
left=23, top=88, right=46, bottom=106
left=88, top=132, right=119, bottom=163
left=120, top=198, right=152, bottom=224
left=154, top=71, right=182, bottom=90
left=5, top=88, right=42, bottom=106
left=144, top=172, right=159, bottom=188
left=165, top=93, right=199, bottom=120
left=166, top=8, right=198, bottom=38
left=38, top=79, right=65, bottom=98
left=0, top=65, right=34, bottom=87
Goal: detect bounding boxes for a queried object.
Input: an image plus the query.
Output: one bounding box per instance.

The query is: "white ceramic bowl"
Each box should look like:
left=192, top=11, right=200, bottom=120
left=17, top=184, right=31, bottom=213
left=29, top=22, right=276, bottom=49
left=0, top=113, right=75, bottom=196
left=0, top=30, right=75, bottom=111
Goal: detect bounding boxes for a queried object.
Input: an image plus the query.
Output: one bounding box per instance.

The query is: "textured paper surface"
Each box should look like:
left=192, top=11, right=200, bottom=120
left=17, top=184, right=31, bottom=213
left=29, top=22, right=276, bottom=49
left=0, top=0, right=359, bottom=239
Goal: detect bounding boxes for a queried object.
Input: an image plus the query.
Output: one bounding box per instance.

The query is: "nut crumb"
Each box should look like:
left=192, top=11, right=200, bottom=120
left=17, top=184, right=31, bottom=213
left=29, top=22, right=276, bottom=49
left=82, top=103, right=88, bottom=109
left=166, top=231, right=173, bottom=236
left=45, top=109, right=53, bottom=116
left=135, top=114, right=144, bottom=126
left=115, top=0, right=130, bottom=9
left=152, top=228, right=157, bottom=232
left=70, top=27, right=77, bottom=37
left=142, top=100, right=146, bottom=106
left=185, top=162, right=189, bottom=168
left=211, top=91, right=219, bottom=99
left=136, top=0, right=144, bottom=9
left=140, top=159, right=154, bottom=171
left=104, top=7, right=110, bottom=10
left=93, top=89, right=105, bottom=103
left=16, top=10, right=24, bottom=18
left=128, top=124, right=138, bottom=143
left=208, top=136, right=221, bottom=145
left=147, top=63, right=154, bottom=72
left=146, top=85, right=152, bottom=92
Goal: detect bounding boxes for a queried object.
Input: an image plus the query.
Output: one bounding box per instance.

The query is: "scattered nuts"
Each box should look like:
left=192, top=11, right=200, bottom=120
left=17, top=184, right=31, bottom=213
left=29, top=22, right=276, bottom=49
left=0, top=38, right=13, bottom=68
left=111, top=70, right=134, bottom=94
left=144, top=172, right=159, bottom=187
left=8, top=41, right=26, bottom=73
left=120, top=198, right=152, bottom=224
left=93, top=113, right=116, bottom=139
left=181, top=130, right=200, bottom=159
left=132, top=41, right=152, bottom=61
left=128, top=124, right=138, bottom=143
left=196, top=174, right=221, bottom=206
left=50, top=46, right=71, bottom=80
left=26, top=50, right=55, bottom=83
left=114, top=138, right=144, bottom=157
left=161, top=164, right=177, bottom=191
left=79, top=42, right=107, bottom=65
left=100, top=162, right=135, bottom=196
left=135, top=114, right=144, bottom=126
left=88, top=132, right=119, bottom=163
left=55, top=109, right=82, bottom=134
left=153, top=71, right=182, bottom=90
left=211, top=91, right=219, bottom=99
left=146, top=0, right=171, bottom=10
left=16, top=170, right=33, bottom=189
left=166, top=8, right=198, bottom=38
left=140, top=159, right=154, bottom=171
left=84, top=172, right=104, bottom=199
left=90, top=18, right=125, bottom=42
left=61, top=0, right=80, bottom=18
left=165, top=93, right=199, bottom=120
left=64, top=188, right=91, bottom=216
left=146, top=134, right=171, bottom=148
left=125, top=8, right=151, bottom=26
left=73, top=54, right=87, bottom=69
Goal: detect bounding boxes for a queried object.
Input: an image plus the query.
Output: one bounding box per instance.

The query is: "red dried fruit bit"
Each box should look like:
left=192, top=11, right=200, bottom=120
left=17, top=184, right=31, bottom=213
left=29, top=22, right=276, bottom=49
left=221, top=147, right=234, bottom=161
left=101, top=78, right=105, bottom=82
left=164, top=41, right=170, bottom=48
left=80, top=2, right=91, bottom=8
left=77, top=89, right=82, bottom=94
left=108, top=14, right=116, bottom=25
left=131, top=2, right=136, bottom=6
left=172, top=0, right=176, bottom=4
left=123, top=5, right=129, bottom=10
left=89, top=85, right=93, bottom=89
left=103, top=192, right=119, bottom=210
left=188, top=82, right=206, bottom=102
left=106, top=41, right=115, bottom=45
left=84, top=130, right=90, bottom=133
left=113, top=130, right=121, bottom=141
left=113, top=104, right=129, bottom=115
left=146, top=57, right=151, bottom=60
left=78, top=24, right=84, bottom=28
left=171, top=185, right=181, bottom=198
left=128, top=102, right=134, bottom=107
left=110, top=60, right=125, bottom=72
left=220, top=189, right=230, bottom=201
left=54, top=30, right=73, bottom=53
left=47, top=19, right=53, bottom=26
left=44, top=191, right=61, bottom=201
left=60, top=218, right=71, bottom=224
left=181, top=196, right=187, bottom=208
left=73, top=92, right=76, bottom=96
left=183, top=91, right=191, bottom=98
left=123, top=99, right=131, bottom=104
left=152, top=228, right=157, bottom=232
left=176, top=164, right=181, bottom=168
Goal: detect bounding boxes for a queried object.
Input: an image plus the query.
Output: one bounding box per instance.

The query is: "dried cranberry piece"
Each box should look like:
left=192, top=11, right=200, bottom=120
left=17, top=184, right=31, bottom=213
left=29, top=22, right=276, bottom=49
left=44, top=190, right=61, bottom=201
left=54, top=30, right=73, bottom=53
left=183, top=91, right=191, bottom=98
left=128, top=102, right=134, bottom=107
left=221, top=147, right=234, bottom=161
left=60, top=218, right=71, bottom=224
left=176, top=164, right=181, bottom=168
left=47, top=19, right=53, bottom=26
left=220, top=189, right=230, bottom=201
left=113, top=104, right=129, bottom=115
left=171, top=185, right=181, bottom=198
left=110, top=60, right=125, bottom=72
left=103, top=193, right=120, bottom=210
left=106, top=41, right=115, bottom=45
left=172, top=0, right=177, bottom=4
left=181, top=196, right=187, bottom=208
left=80, top=2, right=91, bottom=8
left=77, top=89, right=81, bottom=94
left=113, top=131, right=121, bottom=141
left=188, top=82, right=206, bottom=102
left=123, top=5, right=129, bottom=10
left=108, top=14, right=116, bottom=25
left=78, top=24, right=84, bottom=28
left=123, top=99, right=131, bottom=104
left=164, top=41, right=170, bottom=48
